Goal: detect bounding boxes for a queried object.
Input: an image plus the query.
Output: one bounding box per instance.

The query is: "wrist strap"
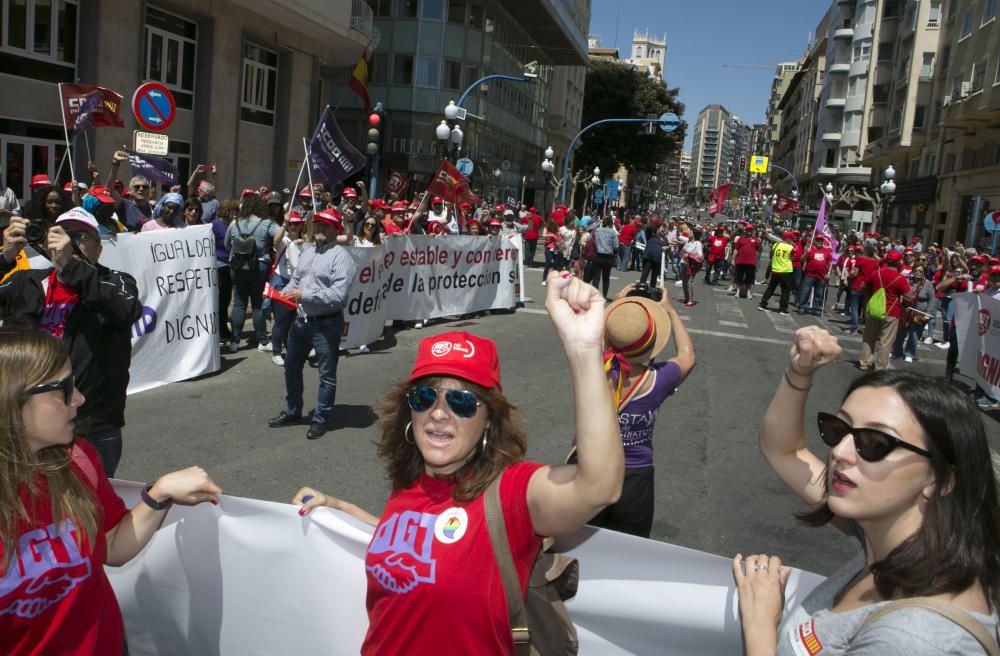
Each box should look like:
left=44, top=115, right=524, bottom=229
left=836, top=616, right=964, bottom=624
left=141, top=484, right=173, bottom=511
left=784, top=369, right=812, bottom=392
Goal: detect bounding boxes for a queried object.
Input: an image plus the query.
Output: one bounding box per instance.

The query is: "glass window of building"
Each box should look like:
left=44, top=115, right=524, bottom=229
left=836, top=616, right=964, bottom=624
left=145, top=6, right=197, bottom=110
left=971, top=59, right=987, bottom=92
left=370, top=54, right=389, bottom=84
left=396, top=0, right=418, bottom=18
left=368, top=0, right=392, bottom=17
left=422, top=0, right=444, bottom=20
left=416, top=56, right=440, bottom=88
left=959, top=7, right=974, bottom=39
left=984, top=0, right=997, bottom=23
left=920, top=53, right=934, bottom=79
left=469, top=2, right=484, bottom=29
left=241, top=44, right=278, bottom=126
left=1, top=0, right=77, bottom=83
left=448, top=0, right=465, bottom=24
left=928, top=1, right=942, bottom=26
left=443, top=60, right=462, bottom=89
left=394, top=55, right=414, bottom=84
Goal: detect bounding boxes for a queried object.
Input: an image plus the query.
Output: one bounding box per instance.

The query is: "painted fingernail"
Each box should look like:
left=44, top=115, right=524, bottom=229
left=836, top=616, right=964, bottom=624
left=561, top=272, right=572, bottom=279
left=210, top=498, right=218, bottom=506
left=302, top=495, right=314, bottom=504
left=298, top=508, right=306, bottom=516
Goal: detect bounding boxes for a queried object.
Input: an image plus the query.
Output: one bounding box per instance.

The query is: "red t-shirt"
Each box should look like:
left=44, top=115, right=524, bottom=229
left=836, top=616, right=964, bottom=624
left=619, top=223, right=637, bottom=247
left=733, top=236, right=759, bottom=266
left=851, top=256, right=879, bottom=291
left=549, top=210, right=565, bottom=228
left=39, top=271, right=80, bottom=340
left=792, top=242, right=805, bottom=268
left=707, top=236, right=729, bottom=261
left=867, top=266, right=912, bottom=318
left=383, top=218, right=405, bottom=235
left=363, top=462, right=545, bottom=656
left=0, top=439, right=129, bottom=656
left=804, top=248, right=833, bottom=279
left=522, top=214, right=543, bottom=240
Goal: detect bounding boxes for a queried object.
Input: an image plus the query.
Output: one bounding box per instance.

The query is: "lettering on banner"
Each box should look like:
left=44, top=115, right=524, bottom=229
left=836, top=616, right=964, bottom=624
left=149, top=236, right=215, bottom=263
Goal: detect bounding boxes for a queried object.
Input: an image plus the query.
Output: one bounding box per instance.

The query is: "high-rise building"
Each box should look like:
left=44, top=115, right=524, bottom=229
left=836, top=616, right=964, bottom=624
left=663, top=151, right=690, bottom=197
left=690, top=104, right=734, bottom=195
left=728, top=116, right=754, bottom=189
left=765, top=63, right=801, bottom=159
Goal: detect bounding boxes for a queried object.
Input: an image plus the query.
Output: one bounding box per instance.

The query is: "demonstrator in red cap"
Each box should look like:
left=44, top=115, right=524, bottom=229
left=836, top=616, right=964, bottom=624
left=293, top=272, right=624, bottom=654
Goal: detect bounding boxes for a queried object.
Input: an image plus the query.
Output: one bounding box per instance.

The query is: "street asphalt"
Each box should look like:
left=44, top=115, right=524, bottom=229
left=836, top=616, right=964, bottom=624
left=118, top=262, right=1000, bottom=577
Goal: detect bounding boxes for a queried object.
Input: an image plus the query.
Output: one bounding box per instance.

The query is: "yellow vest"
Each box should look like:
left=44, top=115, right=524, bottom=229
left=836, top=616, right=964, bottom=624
left=771, top=242, right=793, bottom=274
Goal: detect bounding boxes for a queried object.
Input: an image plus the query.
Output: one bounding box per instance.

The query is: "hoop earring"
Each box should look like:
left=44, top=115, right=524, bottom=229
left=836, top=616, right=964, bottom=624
left=404, top=421, right=415, bottom=445
left=480, top=430, right=488, bottom=451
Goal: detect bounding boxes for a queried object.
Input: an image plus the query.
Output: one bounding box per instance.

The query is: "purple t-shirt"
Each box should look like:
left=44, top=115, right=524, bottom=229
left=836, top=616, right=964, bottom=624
left=212, top=218, right=230, bottom=266
left=618, top=361, right=682, bottom=468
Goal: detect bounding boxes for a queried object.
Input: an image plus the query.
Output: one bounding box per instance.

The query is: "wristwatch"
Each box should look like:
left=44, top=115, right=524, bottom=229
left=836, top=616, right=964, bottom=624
left=141, top=484, right=173, bottom=511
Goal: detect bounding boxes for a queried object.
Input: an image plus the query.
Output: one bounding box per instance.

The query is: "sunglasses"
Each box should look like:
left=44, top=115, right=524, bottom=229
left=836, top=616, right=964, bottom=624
left=132, top=184, right=149, bottom=190
left=25, top=373, right=75, bottom=405
left=407, top=385, right=480, bottom=418
left=817, top=412, right=932, bottom=462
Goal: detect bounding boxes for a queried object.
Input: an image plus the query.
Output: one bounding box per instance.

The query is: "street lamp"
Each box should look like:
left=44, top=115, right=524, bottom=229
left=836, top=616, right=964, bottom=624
left=824, top=182, right=834, bottom=205
left=876, top=165, right=896, bottom=232
left=544, top=146, right=555, bottom=161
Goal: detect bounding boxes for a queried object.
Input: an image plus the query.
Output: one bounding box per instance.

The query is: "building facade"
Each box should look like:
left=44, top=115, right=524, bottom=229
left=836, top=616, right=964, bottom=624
left=689, top=104, right=734, bottom=197
left=0, top=0, right=374, bottom=200
left=764, top=62, right=800, bottom=160
left=626, top=30, right=666, bottom=83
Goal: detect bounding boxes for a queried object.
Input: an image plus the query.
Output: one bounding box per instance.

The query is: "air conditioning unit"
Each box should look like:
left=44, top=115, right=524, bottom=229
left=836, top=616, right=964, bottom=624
left=960, top=81, right=972, bottom=98
left=943, top=95, right=952, bottom=106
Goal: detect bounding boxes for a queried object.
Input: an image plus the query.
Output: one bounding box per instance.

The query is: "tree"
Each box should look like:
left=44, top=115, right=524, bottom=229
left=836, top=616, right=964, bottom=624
left=576, top=60, right=686, bottom=181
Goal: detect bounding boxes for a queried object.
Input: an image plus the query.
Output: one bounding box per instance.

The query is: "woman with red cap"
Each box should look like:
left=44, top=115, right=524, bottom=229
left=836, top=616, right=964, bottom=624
left=293, top=272, right=623, bottom=655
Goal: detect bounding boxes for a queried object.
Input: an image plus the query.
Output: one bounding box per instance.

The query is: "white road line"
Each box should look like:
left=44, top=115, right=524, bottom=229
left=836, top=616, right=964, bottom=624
left=719, top=320, right=749, bottom=329
left=519, top=308, right=549, bottom=315
left=764, top=310, right=798, bottom=334
left=679, top=315, right=691, bottom=321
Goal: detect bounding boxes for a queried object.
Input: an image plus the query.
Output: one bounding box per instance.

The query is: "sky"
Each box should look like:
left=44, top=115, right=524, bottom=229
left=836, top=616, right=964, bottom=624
left=589, top=0, right=825, bottom=151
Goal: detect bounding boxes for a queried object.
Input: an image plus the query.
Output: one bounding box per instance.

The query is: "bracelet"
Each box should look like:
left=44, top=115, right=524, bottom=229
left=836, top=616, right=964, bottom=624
left=783, top=370, right=812, bottom=392
left=140, top=484, right=173, bottom=511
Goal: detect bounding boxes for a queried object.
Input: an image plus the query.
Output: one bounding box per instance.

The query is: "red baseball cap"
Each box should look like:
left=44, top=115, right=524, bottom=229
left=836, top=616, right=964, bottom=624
left=410, top=332, right=501, bottom=390
left=288, top=210, right=304, bottom=224
left=432, top=196, right=443, bottom=204
left=241, top=188, right=257, bottom=197
left=86, top=185, right=115, bottom=204
left=30, top=174, right=52, bottom=189
left=342, top=188, right=358, bottom=198
left=314, top=208, right=344, bottom=231
left=487, top=217, right=502, bottom=227
left=885, top=250, right=904, bottom=263
left=297, top=187, right=313, bottom=197
left=391, top=201, right=408, bottom=213
left=990, top=265, right=1000, bottom=275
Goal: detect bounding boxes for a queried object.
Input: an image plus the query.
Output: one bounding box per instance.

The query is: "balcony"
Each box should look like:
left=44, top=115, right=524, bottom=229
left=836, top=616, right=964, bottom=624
left=829, top=62, right=851, bottom=74
left=834, top=27, right=854, bottom=40
left=822, top=131, right=843, bottom=142
left=233, top=0, right=373, bottom=62
left=826, top=96, right=847, bottom=108
left=817, top=166, right=839, bottom=176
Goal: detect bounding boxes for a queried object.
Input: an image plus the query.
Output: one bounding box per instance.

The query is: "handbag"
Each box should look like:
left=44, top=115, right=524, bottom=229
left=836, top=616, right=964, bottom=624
left=484, top=476, right=580, bottom=656
left=582, top=235, right=597, bottom=262
left=852, top=597, right=1000, bottom=655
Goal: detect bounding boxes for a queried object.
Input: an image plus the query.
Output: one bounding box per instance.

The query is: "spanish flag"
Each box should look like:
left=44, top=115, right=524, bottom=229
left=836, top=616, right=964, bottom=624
left=348, top=52, right=371, bottom=114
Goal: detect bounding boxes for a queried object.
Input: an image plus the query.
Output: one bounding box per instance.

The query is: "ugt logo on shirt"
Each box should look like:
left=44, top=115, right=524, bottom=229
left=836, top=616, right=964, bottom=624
left=367, top=511, right=438, bottom=594
left=0, top=520, right=92, bottom=619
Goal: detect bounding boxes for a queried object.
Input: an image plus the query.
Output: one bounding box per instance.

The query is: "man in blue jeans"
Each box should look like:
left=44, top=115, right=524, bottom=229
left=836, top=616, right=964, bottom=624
left=268, top=209, right=356, bottom=440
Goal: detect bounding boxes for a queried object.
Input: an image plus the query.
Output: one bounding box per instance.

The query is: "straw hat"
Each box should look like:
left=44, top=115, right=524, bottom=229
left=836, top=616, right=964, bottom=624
left=604, top=296, right=671, bottom=365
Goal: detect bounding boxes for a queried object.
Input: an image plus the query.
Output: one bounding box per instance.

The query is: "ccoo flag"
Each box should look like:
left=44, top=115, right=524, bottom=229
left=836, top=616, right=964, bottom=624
left=59, top=83, right=125, bottom=141
left=307, top=106, right=368, bottom=190
left=123, top=148, right=179, bottom=186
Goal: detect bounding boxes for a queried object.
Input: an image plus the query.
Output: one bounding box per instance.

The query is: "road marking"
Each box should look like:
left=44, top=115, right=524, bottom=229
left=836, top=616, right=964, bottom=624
left=765, top=311, right=798, bottom=334
left=719, top=320, right=749, bottom=328
left=519, top=308, right=548, bottom=315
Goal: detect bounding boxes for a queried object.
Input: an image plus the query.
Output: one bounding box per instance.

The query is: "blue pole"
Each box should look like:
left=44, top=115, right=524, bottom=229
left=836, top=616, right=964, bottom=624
left=766, top=163, right=800, bottom=197
left=456, top=75, right=532, bottom=107
left=559, top=115, right=679, bottom=206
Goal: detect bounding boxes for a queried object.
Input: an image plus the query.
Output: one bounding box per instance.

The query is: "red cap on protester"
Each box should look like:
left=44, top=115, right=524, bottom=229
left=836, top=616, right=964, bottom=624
left=391, top=201, right=408, bottom=213
left=529, top=207, right=536, bottom=213
left=971, top=255, right=986, bottom=264
left=87, top=185, right=115, bottom=204
left=342, top=188, right=357, bottom=198
left=465, top=219, right=483, bottom=231
left=297, top=187, right=313, bottom=198
left=113, top=179, right=125, bottom=191
left=432, top=196, right=443, bottom=204
left=990, top=265, right=1000, bottom=275
left=488, top=217, right=502, bottom=227
left=288, top=210, right=304, bottom=224
left=30, top=174, right=53, bottom=189
left=460, top=202, right=472, bottom=210
left=912, top=236, right=921, bottom=242
left=241, top=188, right=257, bottom=197
left=410, top=332, right=502, bottom=390
left=494, top=205, right=505, bottom=214
left=885, top=250, right=904, bottom=263
left=314, top=208, right=344, bottom=231
left=782, top=231, right=795, bottom=239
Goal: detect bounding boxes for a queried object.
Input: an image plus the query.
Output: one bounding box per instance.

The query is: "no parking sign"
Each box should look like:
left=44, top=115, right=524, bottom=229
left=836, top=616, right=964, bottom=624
left=132, top=82, right=176, bottom=132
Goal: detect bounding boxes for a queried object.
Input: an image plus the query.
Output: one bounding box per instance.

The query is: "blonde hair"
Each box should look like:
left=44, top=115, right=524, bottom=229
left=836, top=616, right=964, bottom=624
left=0, top=329, right=98, bottom=569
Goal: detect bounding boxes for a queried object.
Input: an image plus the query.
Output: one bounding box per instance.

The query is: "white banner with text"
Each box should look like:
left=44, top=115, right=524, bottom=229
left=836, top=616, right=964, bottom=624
left=953, top=291, right=1000, bottom=399
left=107, top=481, right=824, bottom=656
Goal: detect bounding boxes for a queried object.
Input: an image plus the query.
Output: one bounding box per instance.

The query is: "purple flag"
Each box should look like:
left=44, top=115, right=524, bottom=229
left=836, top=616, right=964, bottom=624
left=307, top=106, right=367, bottom=189
left=813, top=197, right=840, bottom=264
left=68, top=91, right=103, bottom=143
left=123, top=147, right=179, bottom=186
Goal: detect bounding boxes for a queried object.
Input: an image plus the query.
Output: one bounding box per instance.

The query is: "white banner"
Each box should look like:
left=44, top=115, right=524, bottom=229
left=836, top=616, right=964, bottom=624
left=107, top=481, right=824, bottom=656
left=339, top=235, right=521, bottom=348
left=98, top=226, right=221, bottom=394
left=953, top=291, right=1000, bottom=398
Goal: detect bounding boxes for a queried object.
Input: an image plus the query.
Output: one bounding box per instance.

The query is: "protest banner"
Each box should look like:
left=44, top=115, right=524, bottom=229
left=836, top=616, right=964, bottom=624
left=338, top=235, right=521, bottom=348
left=953, top=291, right=1000, bottom=399
left=98, top=226, right=221, bottom=393
left=106, top=480, right=824, bottom=656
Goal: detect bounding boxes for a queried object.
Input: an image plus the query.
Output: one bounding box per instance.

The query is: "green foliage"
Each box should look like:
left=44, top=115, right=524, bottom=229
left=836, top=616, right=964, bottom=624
left=577, top=60, right=686, bottom=178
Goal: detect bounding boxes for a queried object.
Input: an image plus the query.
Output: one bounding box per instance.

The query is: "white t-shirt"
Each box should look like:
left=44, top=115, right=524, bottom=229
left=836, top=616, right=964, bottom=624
left=682, top=239, right=703, bottom=259
left=275, top=236, right=305, bottom=279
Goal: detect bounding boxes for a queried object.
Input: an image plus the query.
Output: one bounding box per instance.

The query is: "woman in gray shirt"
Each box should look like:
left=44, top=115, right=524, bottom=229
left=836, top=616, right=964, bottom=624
left=733, top=326, right=1000, bottom=655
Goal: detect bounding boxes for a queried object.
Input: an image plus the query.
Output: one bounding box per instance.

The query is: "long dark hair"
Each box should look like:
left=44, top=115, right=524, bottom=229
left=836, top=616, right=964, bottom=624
left=25, top=185, right=71, bottom=224
left=377, top=376, right=527, bottom=502
left=799, top=370, right=1000, bottom=607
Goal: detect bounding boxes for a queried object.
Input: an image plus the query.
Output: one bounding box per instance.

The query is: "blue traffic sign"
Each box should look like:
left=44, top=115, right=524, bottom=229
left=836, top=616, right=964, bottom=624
left=985, top=211, right=1000, bottom=233
left=456, top=157, right=474, bottom=176
left=605, top=182, right=619, bottom=201
left=658, top=112, right=680, bottom=132
left=594, top=189, right=604, bottom=204
left=132, top=82, right=176, bottom=132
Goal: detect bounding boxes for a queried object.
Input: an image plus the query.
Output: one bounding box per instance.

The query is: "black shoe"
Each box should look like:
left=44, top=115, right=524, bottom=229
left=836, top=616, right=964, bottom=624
left=268, top=411, right=302, bottom=428
left=757, top=305, right=768, bottom=312
left=306, top=422, right=328, bottom=440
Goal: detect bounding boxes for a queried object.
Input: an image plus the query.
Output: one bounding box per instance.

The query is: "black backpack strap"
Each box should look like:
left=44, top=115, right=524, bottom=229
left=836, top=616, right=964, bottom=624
left=484, top=474, right=531, bottom=655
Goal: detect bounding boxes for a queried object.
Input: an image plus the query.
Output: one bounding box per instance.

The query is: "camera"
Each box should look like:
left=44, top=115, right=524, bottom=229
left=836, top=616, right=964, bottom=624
left=627, top=282, right=663, bottom=302
left=24, top=220, right=47, bottom=247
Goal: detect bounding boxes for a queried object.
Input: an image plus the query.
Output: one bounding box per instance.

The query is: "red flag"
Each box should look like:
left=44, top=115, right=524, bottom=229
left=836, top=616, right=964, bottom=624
left=59, top=83, right=125, bottom=135
left=708, top=183, right=731, bottom=217
left=348, top=53, right=372, bottom=114
left=774, top=194, right=800, bottom=214
left=426, top=159, right=472, bottom=204
left=386, top=169, right=409, bottom=197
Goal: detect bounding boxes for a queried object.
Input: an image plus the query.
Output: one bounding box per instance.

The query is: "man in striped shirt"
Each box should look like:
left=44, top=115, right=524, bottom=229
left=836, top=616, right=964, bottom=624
left=268, top=209, right=357, bottom=440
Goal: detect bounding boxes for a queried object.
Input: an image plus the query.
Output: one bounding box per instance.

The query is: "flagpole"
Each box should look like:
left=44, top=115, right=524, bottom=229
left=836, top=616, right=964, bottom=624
left=303, top=137, right=317, bottom=242
left=288, top=158, right=306, bottom=210
left=57, top=83, right=77, bottom=183
left=84, top=130, right=93, bottom=165
left=54, top=148, right=70, bottom=182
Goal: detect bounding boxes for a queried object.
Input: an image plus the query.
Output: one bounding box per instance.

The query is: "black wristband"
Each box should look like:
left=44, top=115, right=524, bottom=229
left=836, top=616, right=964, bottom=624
left=141, top=484, right=173, bottom=511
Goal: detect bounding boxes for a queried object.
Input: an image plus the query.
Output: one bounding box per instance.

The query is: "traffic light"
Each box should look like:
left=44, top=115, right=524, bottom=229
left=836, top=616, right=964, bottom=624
left=740, top=156, right=747, bottom=170
left=367, top=102, right=384, bottom=157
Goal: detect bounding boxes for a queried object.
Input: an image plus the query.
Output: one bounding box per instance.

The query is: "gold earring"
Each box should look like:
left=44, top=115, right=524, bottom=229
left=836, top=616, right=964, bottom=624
left=404, top=421, right=415, bottom=444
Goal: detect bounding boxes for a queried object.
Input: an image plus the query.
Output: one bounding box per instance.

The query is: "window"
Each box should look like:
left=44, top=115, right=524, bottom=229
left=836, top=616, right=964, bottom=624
left=0, top=119, right=69, bottom=201
left=953, top=73, right=965, bottom=97
left=241, top=44, right=278, bottom=126
left=913, top=105, right=926, bottom=131
left=878, top=41, right=894, bottom=62
left=161, top=139, right=191, bottom=194
left=415, top=56, right=439, bottom=87
left=396, top=0, right=417, bottom=18
left=920, top=53, right=935, bottom=79
left=465, top=64, right=479, bottom=87
left=960, top=6, right=975, bottom=39
left=926, top=153, right=937, bottom=175
left=447, top=0, right=464, bottom=24
left=468, top=2, right=484, bottom=29
left=421, top=0, right=443, bottom=20
left=852, top=41, right=871, bottom=62
left=0, top=0, right=77, bottom=82
left=393, top=54, right=413, bottom=84
left=928, top=0, right=942, bottom=25
left=985, top=0, right=997, bottom=24
left=825, top=149, right=836, bottom=167
left=971, top=58, right=987, bottom=92
left=995, top=53, right=1000, bottom=84
left=443, top=60, right=461, bottom=89
left=367, top=0, right=392, bottom=16
left=891, top=106, right=903, bottom=132
left=144, top=7, right=197, bottom=110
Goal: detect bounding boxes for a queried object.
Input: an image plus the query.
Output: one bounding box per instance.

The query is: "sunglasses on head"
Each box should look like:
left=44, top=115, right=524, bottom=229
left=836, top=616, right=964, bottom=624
left=407, top=385, right=480, bottom=418
left=817, top=412, right=932, bottom=462
left=25, top=374, right=75, bottom=405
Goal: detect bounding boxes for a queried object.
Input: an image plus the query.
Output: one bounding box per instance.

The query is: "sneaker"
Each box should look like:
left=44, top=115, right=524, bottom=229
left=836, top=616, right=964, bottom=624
left=922, top=337, right=934, bottom=345
left=359, top=344, right=370, bottom=353
left=228, top=341, right=238, bottom=354
left=414, top=321, right=424, bottom=329
left=936, top=342, right=950, bottom=350
left=257, top=342, right=271, bottom=353
left=976, top=397, right=999, bottom=409
left=757, top=305, right=769, bottom=312
left=842, top=328, right=857, bottom=335
left=778, top=310, right=790, bottom=316
left=674, top=280, right=683, bottom=286
left=746, top=292, right=753, bottom=300
left=904, top=356, right=914, bottom=363
left=271, top=354, right=285, bottom=366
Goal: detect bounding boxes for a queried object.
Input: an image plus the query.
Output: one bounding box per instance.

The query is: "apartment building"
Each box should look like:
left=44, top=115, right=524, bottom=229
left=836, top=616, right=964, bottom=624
left=689, top=104, right=734, bottom=196
left=0, top=0, right=374, bottom=200
left=764, top=62, right=800, bottom=160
